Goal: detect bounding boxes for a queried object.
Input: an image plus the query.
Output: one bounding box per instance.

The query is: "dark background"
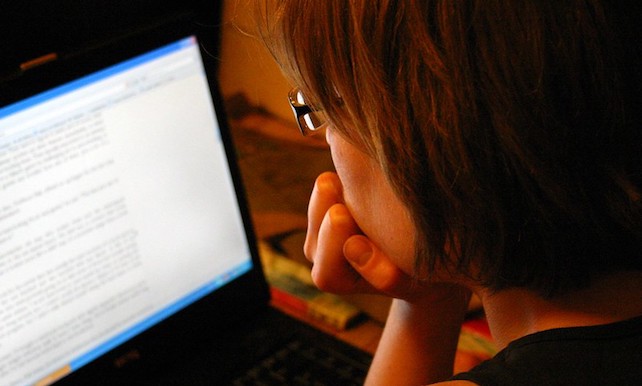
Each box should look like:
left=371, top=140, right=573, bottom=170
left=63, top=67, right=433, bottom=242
left=0, top=0, right=221, bottom=74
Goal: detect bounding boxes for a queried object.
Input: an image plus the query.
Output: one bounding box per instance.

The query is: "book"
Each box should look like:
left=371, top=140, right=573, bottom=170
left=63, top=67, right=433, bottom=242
left=259, top=242, right=362, bottom=330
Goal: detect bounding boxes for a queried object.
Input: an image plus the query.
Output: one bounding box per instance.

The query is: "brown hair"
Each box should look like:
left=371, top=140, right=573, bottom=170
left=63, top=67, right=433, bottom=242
left=259, top=0, right=642, bottom=297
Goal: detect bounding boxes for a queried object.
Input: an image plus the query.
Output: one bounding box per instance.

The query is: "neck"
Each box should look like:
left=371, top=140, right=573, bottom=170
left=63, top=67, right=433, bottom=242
left=477, top=271, right=642, bottom=350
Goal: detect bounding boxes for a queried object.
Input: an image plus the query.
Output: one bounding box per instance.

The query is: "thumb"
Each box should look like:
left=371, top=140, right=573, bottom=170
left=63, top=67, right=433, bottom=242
left=343, top=235, right=415, bottom=298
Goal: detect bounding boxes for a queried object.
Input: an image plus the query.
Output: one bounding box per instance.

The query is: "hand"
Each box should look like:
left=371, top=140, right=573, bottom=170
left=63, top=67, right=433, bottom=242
left=306, top=172, right=472, bottom=385
left=304, top=171, right=421, bottom=300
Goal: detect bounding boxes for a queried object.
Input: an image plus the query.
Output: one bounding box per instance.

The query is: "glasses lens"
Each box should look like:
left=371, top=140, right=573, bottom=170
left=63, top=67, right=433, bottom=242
left=294, top=89, right=307, bottom=105
left=302, top=110, right=325, bottom=131
left=291, top=89, right=326, bottom=133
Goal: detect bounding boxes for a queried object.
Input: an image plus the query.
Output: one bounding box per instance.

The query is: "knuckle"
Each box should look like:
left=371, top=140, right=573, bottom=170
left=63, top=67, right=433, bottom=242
left=310, top=267, right=334, bottom=292
left=315, top=172, right=341, bottom=197
left=303, top=239, right=314, bottom=262
left=327, top=204, right=355, bottom=231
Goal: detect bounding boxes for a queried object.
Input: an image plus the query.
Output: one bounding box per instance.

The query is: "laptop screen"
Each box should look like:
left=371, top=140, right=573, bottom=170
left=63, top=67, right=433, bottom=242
left=0, top=36, right=254, bottom=385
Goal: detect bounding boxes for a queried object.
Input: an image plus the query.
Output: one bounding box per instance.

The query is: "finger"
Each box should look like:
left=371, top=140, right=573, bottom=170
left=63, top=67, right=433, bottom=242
left=343, top=235, right=416, bottom=298
left=304, top=172, right=343, bottom=262
left=310, top=203, right=364, bottom=293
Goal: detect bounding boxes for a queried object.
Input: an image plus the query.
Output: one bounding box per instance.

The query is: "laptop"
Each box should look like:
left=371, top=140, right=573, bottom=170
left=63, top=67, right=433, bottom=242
left=0, top=13, right=371, bottom=386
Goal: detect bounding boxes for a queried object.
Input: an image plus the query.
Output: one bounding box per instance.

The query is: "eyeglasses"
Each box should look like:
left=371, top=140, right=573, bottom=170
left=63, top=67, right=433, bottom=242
left=288, top=87, right=327, bottom=136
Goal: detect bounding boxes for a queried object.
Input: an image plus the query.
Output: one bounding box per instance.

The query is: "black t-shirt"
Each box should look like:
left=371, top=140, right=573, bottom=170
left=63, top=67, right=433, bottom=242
left=451, top=315, right=642, bottom=386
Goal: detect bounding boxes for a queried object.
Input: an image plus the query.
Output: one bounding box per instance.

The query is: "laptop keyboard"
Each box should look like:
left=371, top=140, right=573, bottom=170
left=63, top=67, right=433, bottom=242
left=231, top=339, right=370, bottom=385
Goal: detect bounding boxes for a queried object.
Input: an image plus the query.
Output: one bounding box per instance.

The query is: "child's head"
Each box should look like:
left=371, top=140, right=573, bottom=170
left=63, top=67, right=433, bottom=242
left=261, top=0, right=642, bottom=297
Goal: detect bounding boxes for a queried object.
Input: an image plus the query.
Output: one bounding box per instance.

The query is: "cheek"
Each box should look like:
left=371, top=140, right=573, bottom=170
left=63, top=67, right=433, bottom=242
left=359, top=191, right=417, bottom=275
left=327, top=130, right=417, bottom=275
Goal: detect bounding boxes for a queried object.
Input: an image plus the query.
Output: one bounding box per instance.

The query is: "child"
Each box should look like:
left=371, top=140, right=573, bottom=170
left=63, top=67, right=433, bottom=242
left=260, top=1, right=642, bottom=384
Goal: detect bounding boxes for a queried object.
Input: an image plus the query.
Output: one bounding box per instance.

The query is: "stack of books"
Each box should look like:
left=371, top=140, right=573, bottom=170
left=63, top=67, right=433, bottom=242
left=259, top=242, right=362, bottom=330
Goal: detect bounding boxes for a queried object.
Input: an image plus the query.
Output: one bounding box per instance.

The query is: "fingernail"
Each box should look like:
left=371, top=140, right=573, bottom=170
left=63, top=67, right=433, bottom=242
left=344, top=236, right=372, bottom=267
